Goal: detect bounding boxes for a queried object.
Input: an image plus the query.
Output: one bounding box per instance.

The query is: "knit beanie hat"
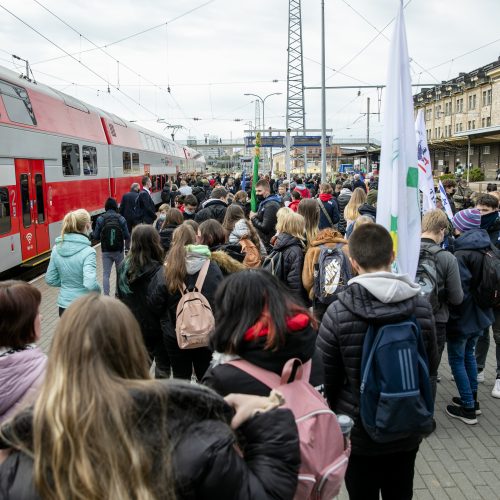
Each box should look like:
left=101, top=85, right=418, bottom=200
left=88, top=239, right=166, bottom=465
left=367, top=189, right=378, bottom=206
left=452, top=208, right=481, bottom=232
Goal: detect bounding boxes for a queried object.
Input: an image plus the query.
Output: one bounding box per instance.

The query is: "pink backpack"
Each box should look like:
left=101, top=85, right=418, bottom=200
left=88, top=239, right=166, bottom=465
left=229, top=358, right=350, bottom=499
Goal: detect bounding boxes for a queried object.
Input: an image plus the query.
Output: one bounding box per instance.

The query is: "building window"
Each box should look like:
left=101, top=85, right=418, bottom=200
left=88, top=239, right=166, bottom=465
left=425, top=109, right=432, bottom=121
left=62, top=143, right=81, bottom=176
left=82, top=146, right=98, bottom=175
left=472, top=120, right=475, bottom=129
left=444, top=102, right=452, bottom=116
left=132, top=152, right=140, bottom=172
left=469, top=146, right=475, bottom=155
left=487, top=117, right=491, bottom=127
left=468, top=94, right=477, bottom=110
left=456, top=98, right=464, bottom=113
left=459, top=123, right=463, bottom=132
left=483, top=146, right=490, bottom=155
left=0, top=80, right=37, bottom=126
left=482, top=89, right=492, bottom=106
left=0, top=187, right=11, bottom=235
left=435, top=105, right=442, bottom=118
left=123, top=152, right=131, bottom=173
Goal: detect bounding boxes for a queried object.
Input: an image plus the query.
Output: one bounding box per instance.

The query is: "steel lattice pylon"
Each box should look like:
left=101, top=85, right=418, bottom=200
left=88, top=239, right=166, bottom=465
left=286, top=0, right=305, bottom=170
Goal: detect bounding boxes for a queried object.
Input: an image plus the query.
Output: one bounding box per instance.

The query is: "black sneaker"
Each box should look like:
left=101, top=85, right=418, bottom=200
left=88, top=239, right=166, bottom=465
left=451, top=397, right=481, bottom=415
left=446, top=404, right=478, bottom=424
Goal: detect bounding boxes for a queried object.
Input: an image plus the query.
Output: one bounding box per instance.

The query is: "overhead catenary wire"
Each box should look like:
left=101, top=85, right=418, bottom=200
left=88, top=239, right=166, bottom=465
left=0, top=2, right=161, bottom=119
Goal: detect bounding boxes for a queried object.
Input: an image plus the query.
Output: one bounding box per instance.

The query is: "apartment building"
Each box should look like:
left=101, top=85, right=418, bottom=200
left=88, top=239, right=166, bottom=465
left=414, top=57, right=500, bottom=179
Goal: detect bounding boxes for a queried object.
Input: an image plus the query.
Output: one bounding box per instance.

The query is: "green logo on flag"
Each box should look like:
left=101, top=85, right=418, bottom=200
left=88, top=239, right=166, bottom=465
left=406, top=166, right=418, bottom=188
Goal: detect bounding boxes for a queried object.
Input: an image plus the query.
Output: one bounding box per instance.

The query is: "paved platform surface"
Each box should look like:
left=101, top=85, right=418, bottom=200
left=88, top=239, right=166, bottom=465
left=33, top=247, right=500, bottom=499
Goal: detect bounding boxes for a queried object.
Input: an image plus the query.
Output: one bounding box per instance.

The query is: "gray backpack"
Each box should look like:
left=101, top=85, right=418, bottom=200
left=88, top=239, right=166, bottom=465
left=313, top=244, right=351, bottom=305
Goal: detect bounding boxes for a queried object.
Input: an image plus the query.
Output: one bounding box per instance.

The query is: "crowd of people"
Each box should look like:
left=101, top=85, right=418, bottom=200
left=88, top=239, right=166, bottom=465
left=0, top=170, right=499, bottom=499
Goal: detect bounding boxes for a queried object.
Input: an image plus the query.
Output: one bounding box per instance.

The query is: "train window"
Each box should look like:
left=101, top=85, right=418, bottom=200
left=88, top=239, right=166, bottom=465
left=155, top=138, right=162, bottom=153
left=0, top=187, right=11, bottom=235
left=123, top=151, right=131, bottom=172
left=145, top=135, right=153, bottom=150
left=0, top=80, right=37, bottom=126
left=132, top=153, right=140, bottom=172
left=20, top=174, right=31, bottom=228
left=83, top=146, right=98, bottom=175
left=61, top=143, right=81, bottom=176
left=34, top=174, right=45, bottom=223
left=139, top=131, right=148, bottom=149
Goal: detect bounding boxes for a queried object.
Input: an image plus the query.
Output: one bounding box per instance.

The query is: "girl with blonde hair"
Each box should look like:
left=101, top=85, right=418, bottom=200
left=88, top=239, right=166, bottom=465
left=0, top=294, right=301, bottom=499
left=268, top=208, right=307, bottom=302
left=46, top=209, right=100, bottom=316
left=343, top=187, right=367, bottom=233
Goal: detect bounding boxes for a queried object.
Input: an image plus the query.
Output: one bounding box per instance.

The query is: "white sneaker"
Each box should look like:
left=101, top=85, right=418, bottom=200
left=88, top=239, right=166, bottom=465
left=477, top=371, right=485, bottom=383
left=492, top=379, right=500, bottom=399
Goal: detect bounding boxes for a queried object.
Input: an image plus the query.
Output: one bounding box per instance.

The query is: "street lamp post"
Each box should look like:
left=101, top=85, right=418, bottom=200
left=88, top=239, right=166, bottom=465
left=244, top=92, right=282, bottom=172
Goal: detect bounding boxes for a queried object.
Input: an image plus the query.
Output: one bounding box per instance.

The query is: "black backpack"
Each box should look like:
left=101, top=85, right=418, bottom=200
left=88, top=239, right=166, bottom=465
left=473, top=245, right=500, bottom=309
left=262, top=250, right=285, bottom=281
left=416, top=246, right=443, bottom=314
left=101, top=213, right=124, bottom=252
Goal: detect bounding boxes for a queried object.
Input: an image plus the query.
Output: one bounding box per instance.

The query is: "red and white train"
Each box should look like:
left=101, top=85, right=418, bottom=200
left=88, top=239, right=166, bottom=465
left=0, top=64, right=205, bottom=273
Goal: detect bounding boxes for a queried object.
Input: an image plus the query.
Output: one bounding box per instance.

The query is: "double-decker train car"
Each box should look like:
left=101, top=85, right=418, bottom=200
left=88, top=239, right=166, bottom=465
left=0, top=64, right=205, bottom=273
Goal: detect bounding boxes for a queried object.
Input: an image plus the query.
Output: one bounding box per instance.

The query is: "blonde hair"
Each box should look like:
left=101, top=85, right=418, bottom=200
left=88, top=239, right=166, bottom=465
left=276, top=207, right=306, bottom=241
left=297, top=198, right=320, bottom=245
left=421, top=209, right=449, bottom=234
left=31, top=294, right=175, bottom=500
left=353, top=215, right=375, bottom=232
left=344, top=188, right=367, bottom=222
left=61, top=209, right=91, bottom=239
left=159, top=203, right=169, bottom=213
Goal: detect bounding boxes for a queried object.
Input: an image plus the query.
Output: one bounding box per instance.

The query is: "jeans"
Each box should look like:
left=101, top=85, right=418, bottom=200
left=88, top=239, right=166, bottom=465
left=447, top=331, right=481, bottom=409
left=475, top=309, right=500, bottom=376
left=345, top=448, right=418, bottom=500
left=102, top=250, right=124, bottom=296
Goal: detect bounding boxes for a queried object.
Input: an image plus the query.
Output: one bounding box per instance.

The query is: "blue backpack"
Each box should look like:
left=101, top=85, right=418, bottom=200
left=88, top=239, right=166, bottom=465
left=359, top=318, right=434, bottom=443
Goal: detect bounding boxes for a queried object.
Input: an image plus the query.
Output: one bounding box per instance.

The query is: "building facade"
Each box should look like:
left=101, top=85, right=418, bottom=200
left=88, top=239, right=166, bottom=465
left=414, top=58, right=500, bottom=179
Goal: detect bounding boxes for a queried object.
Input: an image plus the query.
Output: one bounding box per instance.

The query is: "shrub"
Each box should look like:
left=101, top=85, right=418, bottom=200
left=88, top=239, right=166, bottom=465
left=468, top=168, right=484, bottom=182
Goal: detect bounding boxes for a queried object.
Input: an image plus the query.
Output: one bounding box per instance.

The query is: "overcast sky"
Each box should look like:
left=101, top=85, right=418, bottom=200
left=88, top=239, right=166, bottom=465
left=0, top=0, right=499, bottom=143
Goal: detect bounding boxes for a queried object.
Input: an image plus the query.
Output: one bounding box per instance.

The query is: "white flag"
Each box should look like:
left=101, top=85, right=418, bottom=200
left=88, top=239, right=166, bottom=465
left=415, top=109, right=436, bottom=212
left=438, top=180, right=454, bottom=221
left=376, top=1, right=421, bottom=280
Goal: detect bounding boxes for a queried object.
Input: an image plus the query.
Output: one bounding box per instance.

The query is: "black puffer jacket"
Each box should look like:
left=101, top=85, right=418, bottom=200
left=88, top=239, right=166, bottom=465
left=0, top=381, right=300, bottom=500
left=273, top=233, right=306, bottom=299
left=195, top=199, right=228, bottom=224
left=159, top=224, right=180, bottom=252
left=317, top=277, right=438, bottom=456
left=117, top=260, right=163, bottom=347
left=336, top=189, right=352, bottom=234
left=252, top=195, right=281, bottom=251
left=203, top=318, right=325, bottom=397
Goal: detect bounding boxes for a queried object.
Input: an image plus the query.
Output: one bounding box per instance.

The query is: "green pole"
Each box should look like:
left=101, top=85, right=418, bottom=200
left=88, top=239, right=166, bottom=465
left=251, top=132, right=261, bottom=212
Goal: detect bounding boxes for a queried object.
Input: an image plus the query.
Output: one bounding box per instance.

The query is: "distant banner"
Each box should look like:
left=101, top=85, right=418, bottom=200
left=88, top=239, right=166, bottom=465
left=438, top=181, right=454, bottom=220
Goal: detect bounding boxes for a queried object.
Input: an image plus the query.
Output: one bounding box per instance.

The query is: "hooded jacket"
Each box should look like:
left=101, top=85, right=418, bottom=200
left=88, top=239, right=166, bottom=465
left=0, top=381, right=300, bottom=500
left=294, top=184, right=311, bottom=199
left=317, top=194, right=340, bottom=230
left=252, top=195, right=282, bottom=250
left=195, top=199, right=228, bottom=224
left=210, top=248, right=246, bottom=276
left=203, top=314, right=324, bottom=397
left=229, top=219, right=267, bottom=256
left=117, top=260, right=163, bottom=345
left=482, top=212, right=500, bottom=249
left=272, top=233, right=306, bottom=300
left=0, top=347, right=46, bottom=423
left=336, top=189, right=352, bottom=234
left=447, top=228, right=495, bottom=336
left=45, top=233, right=101, bottom=308
left=288, top=199, right=300, bottom=212
left=302, top=230, right=349, bottom=300
left=317, top=273, right=438, bottom=456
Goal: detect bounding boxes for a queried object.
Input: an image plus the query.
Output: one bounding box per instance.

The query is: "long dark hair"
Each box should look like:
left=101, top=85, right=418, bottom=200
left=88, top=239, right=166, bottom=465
left=211, top=269, right=315, bottom=353
left=198, top=219, right=226, bottom=248
left=164, top=224, right=196, bottom=293
left=119, top=225, right=164, bottom=293
left=222, top=204, right=261, bottom=249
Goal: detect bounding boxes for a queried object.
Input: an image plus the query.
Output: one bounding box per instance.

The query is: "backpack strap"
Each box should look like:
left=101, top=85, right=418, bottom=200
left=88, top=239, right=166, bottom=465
left=317, top=198, right=334, bottom=227
left=228, top=358, right=312, bottom=389
left=194, top=259, right=210, bottom=291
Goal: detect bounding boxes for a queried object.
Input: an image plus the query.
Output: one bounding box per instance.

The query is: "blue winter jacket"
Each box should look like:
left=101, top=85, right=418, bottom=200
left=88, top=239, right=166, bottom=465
left=447, top=228, right=495, bottom=336
left=45, top=233, right=101, bottom=309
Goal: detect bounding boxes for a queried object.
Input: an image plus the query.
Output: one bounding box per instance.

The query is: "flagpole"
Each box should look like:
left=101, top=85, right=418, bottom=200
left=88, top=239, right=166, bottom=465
left=251, top=132, right=261, bottom=212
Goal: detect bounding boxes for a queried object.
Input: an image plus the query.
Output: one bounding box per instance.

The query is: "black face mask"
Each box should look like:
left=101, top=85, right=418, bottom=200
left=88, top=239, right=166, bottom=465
left=256, top=194, right=265, bottom=203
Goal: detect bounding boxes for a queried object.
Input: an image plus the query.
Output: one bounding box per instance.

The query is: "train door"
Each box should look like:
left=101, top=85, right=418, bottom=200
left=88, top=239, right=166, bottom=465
left=15, top=159, right=50, bottom=261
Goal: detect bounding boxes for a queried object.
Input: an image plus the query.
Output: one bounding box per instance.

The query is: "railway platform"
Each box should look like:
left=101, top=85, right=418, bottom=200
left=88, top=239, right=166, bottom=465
left=30, top=249, right=500, bottom=500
